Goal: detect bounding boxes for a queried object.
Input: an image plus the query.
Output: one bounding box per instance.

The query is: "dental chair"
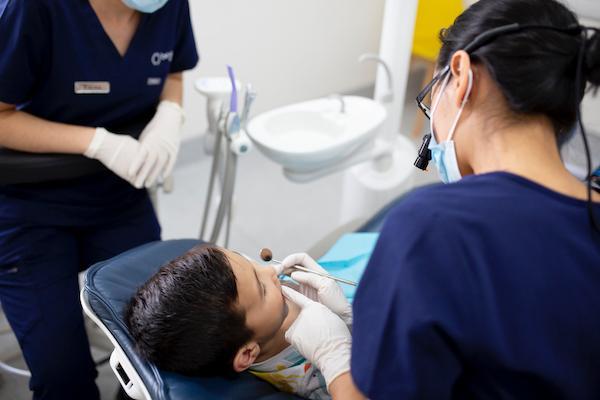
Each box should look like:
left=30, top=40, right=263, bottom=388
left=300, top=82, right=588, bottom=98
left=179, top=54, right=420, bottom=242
left=80, top=195, right=397, bottom=400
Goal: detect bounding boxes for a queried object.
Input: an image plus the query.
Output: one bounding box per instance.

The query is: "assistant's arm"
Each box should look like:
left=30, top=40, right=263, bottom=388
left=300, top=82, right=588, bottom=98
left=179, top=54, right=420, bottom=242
left=160, top=73, right=183, bottom=105
left=0, top=102, right=94, bottom=154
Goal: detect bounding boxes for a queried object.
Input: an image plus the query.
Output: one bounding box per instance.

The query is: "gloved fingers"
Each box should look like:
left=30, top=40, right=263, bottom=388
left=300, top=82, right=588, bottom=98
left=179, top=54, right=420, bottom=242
left=134, top=149, right=158, bottom=189
left=128, top=145, right=149, bottom=179
left=144, top=151, right=167, bottom=188
left=281, top=286, right=314, bottom=309
left=290, top=271, right=327, bottom=291
left=272, top=262, right=285, bottom=276
left=291, top=271, right=351, bottom=323
left=107, top=139, right=128, bottom=168
left=280, top=253, right=326, bottom=276
left=163, top=150, right=178, bottom=179
left=283, top=287, right=323, bottom=343
left=297, top=281, right=319, bottom=302
left=108, top=136, right=142, bottom=183
left=137, top=120, right=157, bottom=142
left=270, top=263, right=284, bottom=276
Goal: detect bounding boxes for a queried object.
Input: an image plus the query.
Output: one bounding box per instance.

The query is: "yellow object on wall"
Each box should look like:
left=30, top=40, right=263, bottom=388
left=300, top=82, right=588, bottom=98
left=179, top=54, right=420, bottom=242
left=412, top=0, right=464, bottom=62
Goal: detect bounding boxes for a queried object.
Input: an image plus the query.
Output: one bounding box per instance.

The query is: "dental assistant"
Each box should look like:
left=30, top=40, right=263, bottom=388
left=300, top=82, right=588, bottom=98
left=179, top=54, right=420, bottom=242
left=0, top=0, right=198, bottom=398
left=282, top=0, right=600, bottom=399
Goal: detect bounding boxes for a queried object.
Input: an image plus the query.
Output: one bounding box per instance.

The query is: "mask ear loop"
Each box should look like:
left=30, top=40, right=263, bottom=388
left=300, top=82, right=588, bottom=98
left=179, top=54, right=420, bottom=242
left=447, top=69, right=474, bottom=142
left=574, top=29, right=600, bottom=236
left=431, top=73, right=452, bottom=116
left=430, top=72, right=453, bottom=143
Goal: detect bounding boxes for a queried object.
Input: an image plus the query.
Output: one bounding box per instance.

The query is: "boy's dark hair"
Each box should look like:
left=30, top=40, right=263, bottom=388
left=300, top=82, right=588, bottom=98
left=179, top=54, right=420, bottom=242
left=125, top=245, right=253, bottom=376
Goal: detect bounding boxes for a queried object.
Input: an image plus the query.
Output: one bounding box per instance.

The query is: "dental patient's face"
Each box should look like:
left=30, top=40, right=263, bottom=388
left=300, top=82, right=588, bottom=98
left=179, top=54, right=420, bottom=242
left=225, top=250, right=289, bottom=344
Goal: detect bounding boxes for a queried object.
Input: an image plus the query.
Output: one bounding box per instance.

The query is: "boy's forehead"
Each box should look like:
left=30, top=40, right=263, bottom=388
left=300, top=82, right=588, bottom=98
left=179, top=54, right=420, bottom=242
left=225, top=249, right=254, bottom=271
left=223, top=250, right=260, bottom=305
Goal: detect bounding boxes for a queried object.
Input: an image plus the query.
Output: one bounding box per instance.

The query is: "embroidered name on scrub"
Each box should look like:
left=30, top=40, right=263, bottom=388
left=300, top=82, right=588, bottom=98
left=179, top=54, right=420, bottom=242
left=151, top=51, right=173, bottom=66
left=74, top=81, right=110, bottom=94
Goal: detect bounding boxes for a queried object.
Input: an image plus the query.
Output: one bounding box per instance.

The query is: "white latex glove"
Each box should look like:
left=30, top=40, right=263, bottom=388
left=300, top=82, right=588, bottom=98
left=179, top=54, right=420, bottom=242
left=129, top=100, right=185, bottom=188
left=84, top=128, right=142, bottom=187
left=278, top=253, right=353, bottom=326
left=282, top=286, right=351, bottom=390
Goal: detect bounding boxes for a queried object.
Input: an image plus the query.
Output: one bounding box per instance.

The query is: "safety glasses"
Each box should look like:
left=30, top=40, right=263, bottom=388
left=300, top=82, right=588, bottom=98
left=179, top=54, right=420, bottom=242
left=415, top=65, right=450, bottom=120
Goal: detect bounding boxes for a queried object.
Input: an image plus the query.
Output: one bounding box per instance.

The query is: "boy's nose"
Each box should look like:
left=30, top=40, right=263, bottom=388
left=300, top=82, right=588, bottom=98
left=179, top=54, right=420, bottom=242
left=262, top=264, right=277, bottom=279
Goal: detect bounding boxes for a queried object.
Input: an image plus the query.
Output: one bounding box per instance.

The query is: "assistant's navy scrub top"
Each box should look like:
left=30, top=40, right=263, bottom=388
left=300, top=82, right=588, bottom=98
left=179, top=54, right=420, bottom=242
left=0, top=0, right=198, bottom=219
left=0, top=0, right=198, bottom=134
left=352, top=172, right=600, bottom=399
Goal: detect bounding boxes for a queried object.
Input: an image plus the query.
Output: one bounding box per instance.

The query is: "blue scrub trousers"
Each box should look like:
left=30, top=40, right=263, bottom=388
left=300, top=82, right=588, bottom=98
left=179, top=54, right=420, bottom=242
left=0, top=173, right=161, bottom=400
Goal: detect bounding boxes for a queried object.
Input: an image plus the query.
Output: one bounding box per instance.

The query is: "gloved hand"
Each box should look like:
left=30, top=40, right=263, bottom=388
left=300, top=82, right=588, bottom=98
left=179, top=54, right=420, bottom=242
left=282, top=286, right=351, bottom=389
left=84, top=127, right=142, bottom=186
left=278, top=253, right=353, bottom=326
left=129, top=100, right=185, bottom=188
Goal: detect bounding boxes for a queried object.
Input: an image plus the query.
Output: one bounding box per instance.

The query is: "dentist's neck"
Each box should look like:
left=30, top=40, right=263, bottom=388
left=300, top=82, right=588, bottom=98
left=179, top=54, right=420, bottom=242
left=466, top=114, right=598, bottom=202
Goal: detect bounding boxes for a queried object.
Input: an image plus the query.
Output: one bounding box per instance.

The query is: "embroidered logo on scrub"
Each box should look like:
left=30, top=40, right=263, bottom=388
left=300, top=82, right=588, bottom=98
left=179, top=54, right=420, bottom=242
left=151, top=51, right=174, bottom=66
left=147, top=77, right=162, bottom=86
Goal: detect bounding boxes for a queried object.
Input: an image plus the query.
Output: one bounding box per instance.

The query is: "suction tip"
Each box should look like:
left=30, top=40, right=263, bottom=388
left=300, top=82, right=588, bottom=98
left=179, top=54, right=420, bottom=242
left=260, top=248, right=273, bottom=262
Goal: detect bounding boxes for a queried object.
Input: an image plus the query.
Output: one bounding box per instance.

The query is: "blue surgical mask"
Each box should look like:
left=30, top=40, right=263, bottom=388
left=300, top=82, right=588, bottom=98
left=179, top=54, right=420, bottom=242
left=428, top=130, right=462, bottom=184
left=121, top=0, right=169, bottom=13
left=428, top=70, right=473, bottom=184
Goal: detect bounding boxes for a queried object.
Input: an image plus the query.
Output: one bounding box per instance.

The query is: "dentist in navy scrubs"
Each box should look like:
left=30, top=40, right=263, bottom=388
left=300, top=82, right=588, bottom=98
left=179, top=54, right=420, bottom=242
left=0, top=0, right=198, bottom=398
left=278, top=0, right=600, bottom=399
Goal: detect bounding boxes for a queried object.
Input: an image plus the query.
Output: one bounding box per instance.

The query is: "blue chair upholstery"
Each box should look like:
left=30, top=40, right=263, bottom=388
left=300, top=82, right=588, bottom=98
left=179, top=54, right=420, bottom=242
left=83, top=239, right=298, bottom=400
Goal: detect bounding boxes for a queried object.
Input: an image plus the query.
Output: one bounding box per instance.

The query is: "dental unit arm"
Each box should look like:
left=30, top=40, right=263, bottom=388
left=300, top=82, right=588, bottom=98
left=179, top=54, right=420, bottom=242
left=199, top=66, right=255, bottom=246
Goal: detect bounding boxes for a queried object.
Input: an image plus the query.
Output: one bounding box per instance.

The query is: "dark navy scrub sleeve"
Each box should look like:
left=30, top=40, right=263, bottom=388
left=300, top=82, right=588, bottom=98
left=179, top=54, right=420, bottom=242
left=0, top=0, right=51, bottom=105
left=352, top=172, right=600, bottom=400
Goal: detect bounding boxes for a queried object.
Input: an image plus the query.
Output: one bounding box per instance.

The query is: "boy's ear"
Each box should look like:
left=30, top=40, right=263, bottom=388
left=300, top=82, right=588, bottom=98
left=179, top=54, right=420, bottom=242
left=233, top=341, right=261, bottom=372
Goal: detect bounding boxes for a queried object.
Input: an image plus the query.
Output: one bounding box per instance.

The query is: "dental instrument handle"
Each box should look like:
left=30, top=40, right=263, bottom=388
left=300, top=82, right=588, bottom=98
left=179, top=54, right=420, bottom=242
left=227, top=65, right=238, bottom=113
left=241, top=84, right=257, bottom=129
left=288, top=264, right=358, bottom=287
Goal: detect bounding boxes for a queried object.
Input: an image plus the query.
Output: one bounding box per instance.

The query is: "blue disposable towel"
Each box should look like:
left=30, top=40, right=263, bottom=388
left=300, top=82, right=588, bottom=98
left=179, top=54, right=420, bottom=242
left=318, top=233, right=379, bottom=301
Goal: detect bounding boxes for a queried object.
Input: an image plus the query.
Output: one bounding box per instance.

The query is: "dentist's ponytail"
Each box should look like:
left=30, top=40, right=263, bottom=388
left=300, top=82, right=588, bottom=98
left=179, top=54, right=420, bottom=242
left=586, top=30, right=600, bottom=87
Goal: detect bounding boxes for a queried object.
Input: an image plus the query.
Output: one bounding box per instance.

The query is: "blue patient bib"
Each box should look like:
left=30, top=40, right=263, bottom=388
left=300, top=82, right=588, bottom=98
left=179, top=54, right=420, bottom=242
left=318, top=233, right=379, bottom=301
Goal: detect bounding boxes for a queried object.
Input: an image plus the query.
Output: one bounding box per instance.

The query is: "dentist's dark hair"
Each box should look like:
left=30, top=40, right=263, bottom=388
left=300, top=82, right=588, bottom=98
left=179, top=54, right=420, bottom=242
left=438, top=0, right=600, bottom=140
left=125, top=245, right=253, bottom=376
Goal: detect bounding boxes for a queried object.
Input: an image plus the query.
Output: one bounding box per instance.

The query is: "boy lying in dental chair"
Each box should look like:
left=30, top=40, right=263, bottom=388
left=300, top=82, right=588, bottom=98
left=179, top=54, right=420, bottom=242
left=125, top=244, right=352, bottom=400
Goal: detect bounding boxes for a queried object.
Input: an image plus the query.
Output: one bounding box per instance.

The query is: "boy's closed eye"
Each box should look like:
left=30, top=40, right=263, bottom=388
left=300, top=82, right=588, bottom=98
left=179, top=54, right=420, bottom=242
left=251, top=267, right=266, bottom=301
